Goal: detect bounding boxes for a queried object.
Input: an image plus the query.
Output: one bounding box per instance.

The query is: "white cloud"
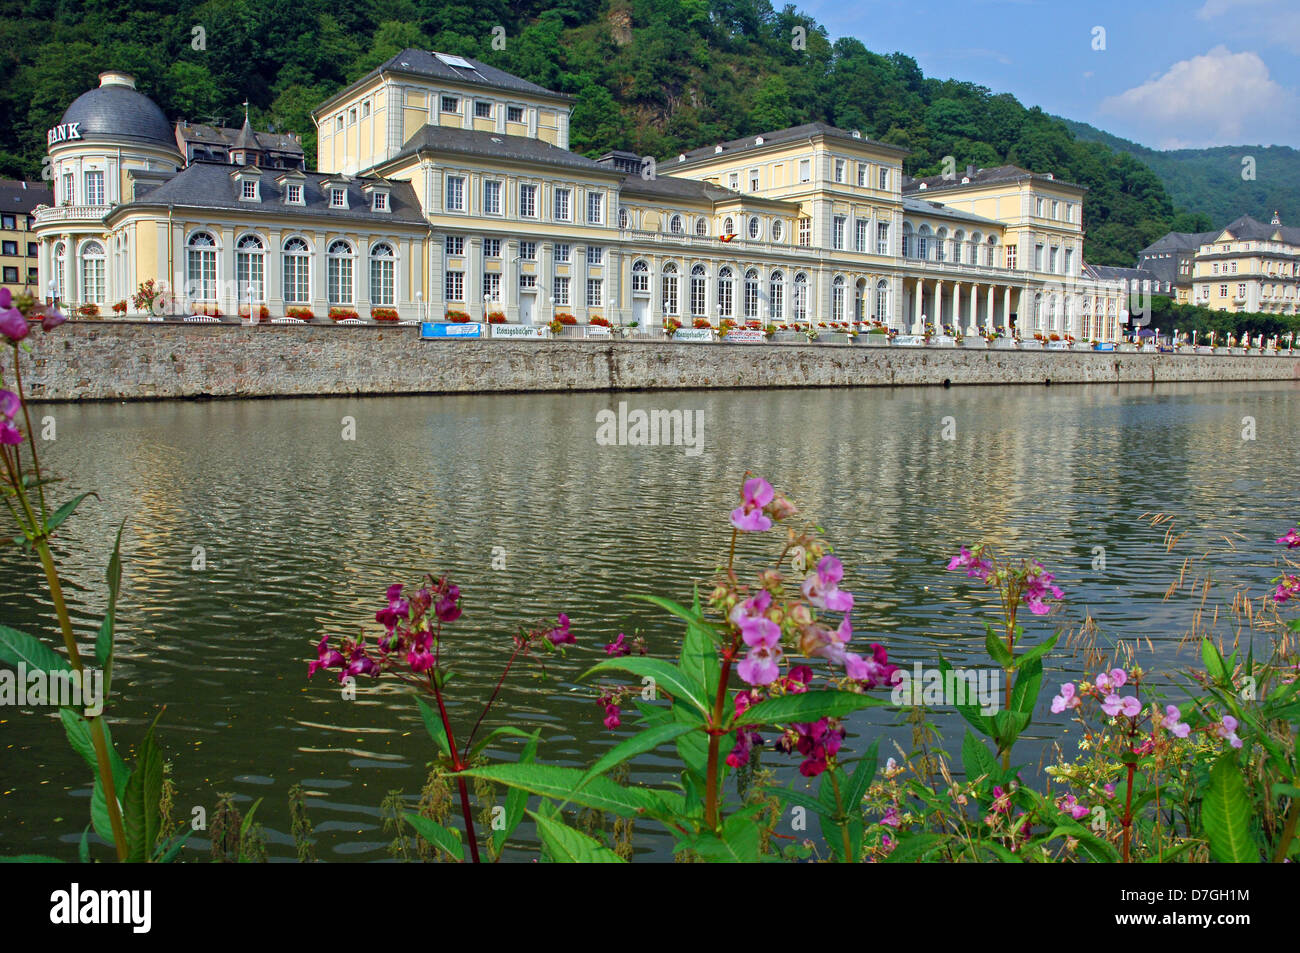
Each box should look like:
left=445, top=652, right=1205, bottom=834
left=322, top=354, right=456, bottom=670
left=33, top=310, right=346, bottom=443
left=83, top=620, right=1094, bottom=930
left=1098, top=46, right=1299, bottom=148
left=1195, top=0, right=1300, bottom=53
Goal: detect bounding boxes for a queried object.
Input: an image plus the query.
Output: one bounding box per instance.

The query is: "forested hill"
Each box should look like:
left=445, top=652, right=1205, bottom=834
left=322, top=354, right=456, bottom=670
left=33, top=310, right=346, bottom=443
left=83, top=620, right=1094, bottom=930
left=0, top=0, right=1201, bottom=265
left=1056, top=117, right=1300, bottom=231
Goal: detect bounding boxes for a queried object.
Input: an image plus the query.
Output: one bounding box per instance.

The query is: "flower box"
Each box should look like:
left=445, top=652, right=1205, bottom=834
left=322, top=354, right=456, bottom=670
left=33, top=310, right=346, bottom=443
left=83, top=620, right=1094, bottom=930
left=328, top=308, right=360, bottom=322
left=372, top=308, right=400, bottom=323
left=286, top=307, right=314, bottom=321
left=445, top=310, right=473, bottom=323
left=240, top=304, right=270, bottom=322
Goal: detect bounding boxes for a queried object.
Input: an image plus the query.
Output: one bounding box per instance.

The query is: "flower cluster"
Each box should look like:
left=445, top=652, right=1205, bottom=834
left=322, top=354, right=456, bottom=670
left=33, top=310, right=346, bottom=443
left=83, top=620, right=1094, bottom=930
left=945, top=544, right=1063, bottom=617
left=0, top=389, right=22, bottom=445
left=1, top=288, right=65, bottom=342
left=775, top=716, right=845, bottom=777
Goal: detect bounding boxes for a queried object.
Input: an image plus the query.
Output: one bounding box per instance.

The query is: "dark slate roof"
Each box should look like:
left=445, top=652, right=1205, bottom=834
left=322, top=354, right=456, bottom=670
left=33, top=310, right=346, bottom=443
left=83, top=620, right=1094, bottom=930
left=1138, top=230, right=1217, bottom=255
left=666, top=121, right=909, bottom=168
left=1217, top=214, right=1300, bottom=245
left=62, top=84, right=176, bottom=149
left=385, top=125, right=621, bottom=175
left=902, top=196, right=1001, bottom=228
left=0, top=180, right=53, bottom=214
left=1084, top=263, right=1158, bottom=284
left=107, top=161, right=426, bottom=224
left=905, top=163, right=1086, bottom=194
left=317, top=49, right=569, bottom=116
left=176, top=120, right=304, bottom=155
left=619, top=174, right=746, bottom=204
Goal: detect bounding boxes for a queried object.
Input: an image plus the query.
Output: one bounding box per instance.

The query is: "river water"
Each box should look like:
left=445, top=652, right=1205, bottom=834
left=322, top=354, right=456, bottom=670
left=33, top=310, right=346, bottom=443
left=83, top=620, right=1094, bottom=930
left=1, top=380, right=1296, bottom=860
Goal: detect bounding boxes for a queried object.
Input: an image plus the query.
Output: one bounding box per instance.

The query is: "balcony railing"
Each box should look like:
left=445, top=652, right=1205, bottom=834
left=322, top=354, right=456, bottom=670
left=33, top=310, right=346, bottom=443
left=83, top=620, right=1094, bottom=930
left=32, top=204, right=112, bottom=225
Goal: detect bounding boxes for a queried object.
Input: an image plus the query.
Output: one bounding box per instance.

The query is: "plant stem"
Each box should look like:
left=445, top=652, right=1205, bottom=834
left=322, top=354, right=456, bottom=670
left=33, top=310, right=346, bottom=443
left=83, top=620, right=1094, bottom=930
left=428, top=670, right=481, bottom=863
left=1273, top=793, right=1298, bottom=863
left=704, top=646, right=736, bottom=831
left=828, top=768, right=854, bottom=862
left=1121, top=760, right=1136, bottom=863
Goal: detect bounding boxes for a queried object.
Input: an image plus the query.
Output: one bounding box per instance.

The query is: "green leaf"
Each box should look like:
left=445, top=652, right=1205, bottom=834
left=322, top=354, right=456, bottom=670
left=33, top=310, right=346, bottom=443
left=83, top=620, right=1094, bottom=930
left=576, top=721, right=699, bottom=790
left=531, top=811, right=626, bottom=863
left=884, top=832, right=948, bottom=863
left=402, top=813, right=464, bottom=862
left=1011, top=633, right=1059, bottom=672
left=985, top=625, right=1014, bottom=668
left=1201, top=755, right=1258, bottom=863
left=679, top=589, right=721, bottom=701
left=0, top=623, right=72, bottom=674
left=461, top=763, right=676, bottom=821
left=61, top=710, right=130, bottom=844
left=122, top=728, right=163, bottom=863
left=771, top=784, right=831, bottom=818
left=734, top=690, right=886, bottom=726
left=939, top=654, right=994, bottom=737
left=678, top=808, right=763, bottom=862
left=961, top=730, right=999, bottom=784
left=1008, top=656, right=1043, bottom=717
left=78, top=826, right=91, bottom=863
left=96, top=520, right=125, bottom=678
left=0, top=855, right=64, bottom=863
left=153, top=830, right=194, bottom=864
left=415, top=697, right=452, bottom=758
left=1201, top=637, right=1228, bottom=683
left=1046, top=823, right=1121, bottom=863
left=467, top=725, right=533, bottom=763
left=844, top=738, right=881, bottom=808
left=581, top=657, right=709, bottom=716
left=492, top=730, right=541, bottom=859
left=992, top=710, right=1031, bottom=751
left=45, top=492, right=94, bottom=536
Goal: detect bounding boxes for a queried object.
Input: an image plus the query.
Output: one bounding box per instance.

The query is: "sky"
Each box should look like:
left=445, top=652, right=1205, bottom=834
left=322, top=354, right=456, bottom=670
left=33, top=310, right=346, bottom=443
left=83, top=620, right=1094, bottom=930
left=796, top=0, right=1300, bottom=151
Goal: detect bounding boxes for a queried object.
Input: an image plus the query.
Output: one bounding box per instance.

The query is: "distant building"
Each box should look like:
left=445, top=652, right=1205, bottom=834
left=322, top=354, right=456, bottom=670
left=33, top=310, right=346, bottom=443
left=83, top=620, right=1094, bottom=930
left=0, top=179, right=52, bottom=296
left=1140, top=213, right=1300, bottom=315
left=175, top=116, right=305, bottom=171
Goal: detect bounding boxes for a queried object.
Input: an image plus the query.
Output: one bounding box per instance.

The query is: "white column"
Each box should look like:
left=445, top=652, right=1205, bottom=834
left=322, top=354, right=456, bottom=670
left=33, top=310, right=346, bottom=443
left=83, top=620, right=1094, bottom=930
left=912, top=277, right=923, bottom=333
left=1002, top=286, right=1011, bottom=331
left=933, top=279, right=943, bottom=332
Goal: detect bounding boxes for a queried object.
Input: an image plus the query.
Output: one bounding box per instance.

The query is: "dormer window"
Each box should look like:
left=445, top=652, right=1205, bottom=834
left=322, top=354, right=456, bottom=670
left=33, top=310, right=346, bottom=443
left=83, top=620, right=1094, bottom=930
left=373, top=192, right=387, bottom=211
left=475, top=101, right=492, bottom=118
left=286, top=184, right=302, bottom=204
left=241, top=180, right=258, bottom=200
left=232, top=167, right=262, bottom=202
left=507, top=105, right=524, bottom=123
left=330, top=187, right=347, bottom=209
left=441, top=96, right=459, bottom=113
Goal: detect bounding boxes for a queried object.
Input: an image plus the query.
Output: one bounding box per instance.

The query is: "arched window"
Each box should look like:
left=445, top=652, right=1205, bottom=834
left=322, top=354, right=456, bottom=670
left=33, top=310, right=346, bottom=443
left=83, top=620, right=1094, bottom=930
left=236, top=234, right=265, bottom=303
left=747, top=217, right=760, bottom=240
left=283, top=237, right=311, bottom=304
left=717, top=266, right=734, bottom=318
left=631, top=259, right=649, bottom=294
left=769, top=270, right=785, bottom=321
left=744, top=268, right=760, bottom=319
left=917, top=225, right=932, bottom=261
left=831, top=275, right=845, bottom=323
left=952, top=230, right=965, bottom=264
left=695, top=217, right=708, bottom=237
left=618, top=207, right=630, bottom=230
left=875, top=279, right=889, bottom=322
left=793, top=272, right=808, bottom=322
left=186, top=231, right=217, bottom=302
left=669, top=213, right=683, bottom=235
left=80, top=241, right=106, bottom=305
left=936, top=227, right=948, bottom=263
left=986, top=235, right=998, bottom=267
left=661, top=262, right=679, bottom=316
left=772, top=220, right=784, bottom=243
left=722, top=216, right=734, bottom=236
left=1032, top=292, right=1043, bottom=330
left=370, top=242, right=396, bottom=306
left=901, top=223, right=913, bottom=259
left=969, top=232, right=981, bottom=265
left=691, top=262, right=712, bottom=317
left=53, top=242, right=66, bottom=300
left=327, top=239, right=355, bottom=306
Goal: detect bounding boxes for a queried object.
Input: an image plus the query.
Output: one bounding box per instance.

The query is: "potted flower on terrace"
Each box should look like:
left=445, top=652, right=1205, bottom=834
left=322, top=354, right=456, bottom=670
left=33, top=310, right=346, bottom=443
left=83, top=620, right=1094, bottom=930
left=372, top=308, right=400, bottom=323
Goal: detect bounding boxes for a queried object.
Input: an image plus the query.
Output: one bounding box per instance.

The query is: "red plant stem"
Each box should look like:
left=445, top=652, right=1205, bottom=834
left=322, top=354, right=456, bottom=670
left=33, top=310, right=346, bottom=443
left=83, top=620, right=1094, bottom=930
left=12, top=348, right=48, bottom=520
left=1121, top=760, right=1136, bottom=863
left=704, top=640, right=739, bottom=831
left=465, top=639, right=525, bottom=752
left=427, top=669, right=481, bottom=863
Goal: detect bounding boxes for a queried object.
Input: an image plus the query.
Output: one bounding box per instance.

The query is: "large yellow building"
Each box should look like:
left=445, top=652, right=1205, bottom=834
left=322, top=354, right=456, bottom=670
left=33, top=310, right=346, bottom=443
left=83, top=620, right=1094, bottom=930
left=30, top=53, right=1132, bottom=340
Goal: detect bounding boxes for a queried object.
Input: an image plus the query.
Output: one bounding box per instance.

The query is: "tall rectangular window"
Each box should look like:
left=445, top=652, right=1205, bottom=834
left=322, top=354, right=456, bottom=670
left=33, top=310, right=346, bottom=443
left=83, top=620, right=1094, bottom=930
left=855, top=219, right=868, bottom=252
left=555, top=243, right=571, bottom=263
left=586, top=278, right=602, bottom=307
left=586, top=245, right=603, bottom=265
left=483, top=180, right=502, bottom=215
left=445, top=175, right=465, bottom=211
left=519, top=183, right=537, bottom=217
left=832, top=216, right=846, bottom=250
left=445, top=271, right=464, bottom=301
left=834, top=159, right=846, bottom=183
left=587, top=191, right=603, bottom=224
left=553, top=275, right=569, bottom=306
left=798, top=219, right=811, bottom=247
left=84, top=170, right=105, bottom=205
left=61, top=171, right=74, bottom=204
left=876, top=222, right=889, bottom=255
left=799, top=159, right=811, bottom=184
left=1006, top=245, right=1017, bottom=270
left=553, top=187, right=571, bottom=221
left=483, top=272, right=501, bottom=303
left=878, top=167, right=888, bottom=190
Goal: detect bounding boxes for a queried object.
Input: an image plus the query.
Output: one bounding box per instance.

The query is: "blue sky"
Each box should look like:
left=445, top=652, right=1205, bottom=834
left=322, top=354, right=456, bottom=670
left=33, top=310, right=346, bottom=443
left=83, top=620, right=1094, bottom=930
left=797, top=0, right=1300, bottom=150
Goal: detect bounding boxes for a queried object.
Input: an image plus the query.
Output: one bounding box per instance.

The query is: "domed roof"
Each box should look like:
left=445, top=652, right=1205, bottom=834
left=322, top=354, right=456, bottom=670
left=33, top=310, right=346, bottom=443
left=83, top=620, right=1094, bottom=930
left=59, top=73, right=176, bottom=150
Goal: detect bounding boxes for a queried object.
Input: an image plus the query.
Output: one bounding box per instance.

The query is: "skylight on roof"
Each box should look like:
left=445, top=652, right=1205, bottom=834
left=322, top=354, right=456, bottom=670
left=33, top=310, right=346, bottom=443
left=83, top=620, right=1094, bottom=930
left=435, top=52, right=475, bottom=70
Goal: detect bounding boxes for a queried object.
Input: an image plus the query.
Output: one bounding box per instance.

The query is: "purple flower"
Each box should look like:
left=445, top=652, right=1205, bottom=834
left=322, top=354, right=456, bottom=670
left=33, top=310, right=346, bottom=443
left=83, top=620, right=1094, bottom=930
left=1274, top=575, right=1300, bottom=604
left=0, top=388, right=21, bottom=445
left=1278, top=528, right=1300, bottom=549
left=844, top=642, right=899, bottom=689
left=1095, top=668, right=1127, bottom=693
left=1050, top=682, right=1081, bottom=714
left=1163, top=705, right=1191, bottom=738
left=605, top=632, right=631, bottom=656
left=729, top=477, right=774, bottom=532
left=375, top=583, right=410, bottom=631
left=38, top=304, right=66, bottom=332
left=1022, top=562, right=1064, bottom=615
left=737, top=642, right=783, bottom=686
left=0, top=289, right=29, bottom=343
left=545, top=612, right=574, bottom=646
left=434, top=584, right=461, bottom=622
left=802, top=555, right=854, bottom=612
left=946, top=546, right=991, bottom=581
left=342, top=647, right=378, bottom=681
left=880, top=806, right=902, bottom=828
left=1214, top=715, right=1243, bottom=749
left=777, top=718, right=844, bottom=777
left=726, top=727, right=763, bottom=768
left=603, top=704, right=621, bottom=730
left=1057, top=794, right=1090, bottom=821
left=307, top=636, right=345, bottom=678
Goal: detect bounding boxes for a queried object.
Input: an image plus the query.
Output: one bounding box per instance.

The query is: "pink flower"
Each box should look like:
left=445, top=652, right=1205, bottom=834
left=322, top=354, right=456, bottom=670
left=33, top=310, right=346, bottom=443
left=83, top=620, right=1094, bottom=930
left=802, top=555, right=854, bottom=612
left=1277, top=528, right=1300, bottom=549
left=1163, top=705, right=1190, bottom=738
left=726, top=727, right=763, bottom=768
left=1022, top=562, right=1063, bottom=615
left=1057, top=794, right=1090, bottom=821
left=1095, top=668, right=1127, bottom=693
left=307, top=635, right=345, bottom=678
left=434, top=583, right=462, bottom=622
left=1102, top=694, right=1141, bottom=718
left=0, top=389, right=22, bottom=445
left=777, top=718, right=845, bottom=777
left=730, top=477, right=774, bottom=532
left=1050, top=683, right=1081, bottom=714
left=844, top=642, right=899, bottom=689
left=0, top=288, right=29, bottom=342
left=730, top=590, right=780, bottom=647
left=38, top=304, right=66, bottom=332
left=737, top=642, right=783, bottom=686
left=605, top=633, right=631, bottom=656
left=375, top=584, right=410, bottom=632
left=879, top=806, right=901, bottom=828
left=1214, top=715, right=1243, bottom=749
left=1274, top=575, right=1300, bottom=604
left=545, top=613, right=574, bottom=646
left=946, top=546, right=991, bottom=580
left=602, top=704, right=621, bottom=730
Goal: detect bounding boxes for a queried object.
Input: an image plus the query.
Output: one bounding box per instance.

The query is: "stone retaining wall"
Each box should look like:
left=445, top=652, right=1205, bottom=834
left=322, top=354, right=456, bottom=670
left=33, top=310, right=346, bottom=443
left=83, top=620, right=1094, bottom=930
left=19, top=321, right=1300, bottom=401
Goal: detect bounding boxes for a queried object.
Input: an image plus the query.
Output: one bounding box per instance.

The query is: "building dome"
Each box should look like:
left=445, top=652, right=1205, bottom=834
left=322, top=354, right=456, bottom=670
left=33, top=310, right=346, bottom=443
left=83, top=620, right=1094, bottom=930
left=58, top=72, right=175, bottom=150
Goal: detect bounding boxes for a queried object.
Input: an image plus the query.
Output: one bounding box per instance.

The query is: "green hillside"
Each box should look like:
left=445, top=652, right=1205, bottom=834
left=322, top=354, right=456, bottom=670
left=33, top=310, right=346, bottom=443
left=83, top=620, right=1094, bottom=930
left=0, top=0, right=1205, bottom=265
left=1057, top=117, right=1300, bottom=231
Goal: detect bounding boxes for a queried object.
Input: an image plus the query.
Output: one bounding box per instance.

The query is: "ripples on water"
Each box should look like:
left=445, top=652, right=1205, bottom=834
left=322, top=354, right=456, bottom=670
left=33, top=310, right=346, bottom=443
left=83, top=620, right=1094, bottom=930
left=1, top=381, right=1297, bottom=860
